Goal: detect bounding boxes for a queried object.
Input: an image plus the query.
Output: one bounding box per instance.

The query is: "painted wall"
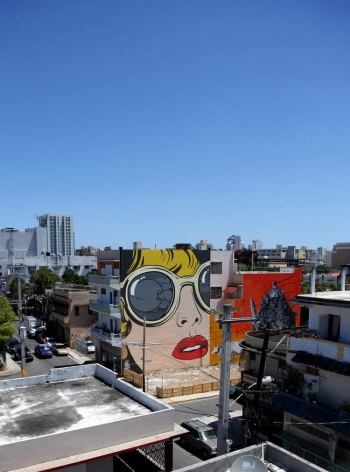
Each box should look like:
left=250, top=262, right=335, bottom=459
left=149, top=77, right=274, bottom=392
left=119, top=249, right=301, bottom=373
left=120, top=248, right=211, bottom=373
left=210, top=269, right=302, bottom=365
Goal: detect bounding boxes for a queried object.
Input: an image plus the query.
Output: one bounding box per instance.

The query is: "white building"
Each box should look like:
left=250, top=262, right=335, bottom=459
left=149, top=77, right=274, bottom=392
left=0, top=220, right=96, bottom=284
left=37, top=213, right=75, bottom=256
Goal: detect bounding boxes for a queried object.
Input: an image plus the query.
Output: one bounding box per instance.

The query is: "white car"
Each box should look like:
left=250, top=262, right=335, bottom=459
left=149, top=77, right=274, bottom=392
left=86, top=340, right=96, bottom=353
left=52, top=343, right=68, bottom=356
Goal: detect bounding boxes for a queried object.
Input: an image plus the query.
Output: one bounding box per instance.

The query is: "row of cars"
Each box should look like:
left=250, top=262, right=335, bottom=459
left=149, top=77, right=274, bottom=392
left=8, top=335, right=69, bottom=362
left=34, top=342, right=69, bottom=358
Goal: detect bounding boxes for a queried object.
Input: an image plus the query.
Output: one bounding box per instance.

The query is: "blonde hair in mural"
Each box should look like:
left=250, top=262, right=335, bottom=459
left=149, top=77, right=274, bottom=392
left=127, top=249, right=201, bottom=276
left=120, top=249, right=203, bottom=335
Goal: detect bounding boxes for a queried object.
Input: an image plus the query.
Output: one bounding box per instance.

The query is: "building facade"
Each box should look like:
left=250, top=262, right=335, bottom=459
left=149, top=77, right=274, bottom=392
left=329, top=242, right=350, bottom=270
left=37, top=213, right=75, bottom=256
left=0, top=222, right=96, bottom=285
left=238, top=289, right=350, bottom=471
left=89, top=248, right=238, bottom=375
left=48, top=283, right=99, bottom=347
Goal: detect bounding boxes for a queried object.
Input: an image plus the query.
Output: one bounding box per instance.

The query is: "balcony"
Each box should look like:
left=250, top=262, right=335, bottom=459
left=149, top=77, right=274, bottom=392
left=91, top=326, right=121, bottom=347
left=272, top=391, right=350, bottom=436
left=89, top=300, right=121, bottom=316
left=88, top=274, right=120, bottom=288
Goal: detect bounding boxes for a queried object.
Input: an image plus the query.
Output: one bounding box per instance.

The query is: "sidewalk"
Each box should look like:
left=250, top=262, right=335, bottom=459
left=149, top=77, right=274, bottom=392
left=66, top=347, right=94, bottom=364
left=0, top=356, right=21, bottom=377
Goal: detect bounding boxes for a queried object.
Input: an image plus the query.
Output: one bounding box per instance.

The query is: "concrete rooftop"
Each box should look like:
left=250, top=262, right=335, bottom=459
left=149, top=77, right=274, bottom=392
left=0, top=364, right=178, bottom=471
left=0, top=376, right=151, bottom=445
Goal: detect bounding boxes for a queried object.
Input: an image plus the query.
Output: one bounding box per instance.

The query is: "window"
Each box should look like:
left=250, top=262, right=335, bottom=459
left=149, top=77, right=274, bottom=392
left=319, top=313, right=340, bottom=341
left=210, top=287, right=222, bottom=299
left=74, top=306, right=79, bottom=316
left=101, top=288, right=106, bottom=295
left=211, top=262, right=222, bottom=274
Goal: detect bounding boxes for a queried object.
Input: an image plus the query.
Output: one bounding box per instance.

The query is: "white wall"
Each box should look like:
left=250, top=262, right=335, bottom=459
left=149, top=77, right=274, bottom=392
left=309, top=305, right=350, bottom=344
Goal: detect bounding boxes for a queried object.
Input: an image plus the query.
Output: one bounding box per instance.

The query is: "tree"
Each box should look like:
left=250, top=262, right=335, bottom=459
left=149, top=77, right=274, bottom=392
left=8, top=277, right=30, bottom=300
left=0, top=296, right=17, bottom=351
left=302, top=280, right=337, bottom=294
left=62, top=268, right=77, bottom=283
left=30, top=267, right=61, bottom=295
left=62, top=269, right=88, bottom=285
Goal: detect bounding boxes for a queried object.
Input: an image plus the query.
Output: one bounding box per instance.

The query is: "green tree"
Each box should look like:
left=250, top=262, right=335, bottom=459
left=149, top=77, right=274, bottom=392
left=237, top=263, right=249, bottom=271
left=0, top=296, right=17, bottom=351
left=302, top=281, right=310, bottom=294
left=8, top=277, right=30, bottom=300
left=62, top=268, right=77, bottom=283
left=302, top=280, right=337, bottom=294
left=30, top=267, right=61, bottom=295
left=62, top=269, right=88, bottom=285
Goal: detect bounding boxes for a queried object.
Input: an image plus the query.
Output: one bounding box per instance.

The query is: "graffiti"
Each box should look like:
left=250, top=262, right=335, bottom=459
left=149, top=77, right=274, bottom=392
left=120, top=249, right=211, bottom=373
left=251, top=281, right=297, bottom=330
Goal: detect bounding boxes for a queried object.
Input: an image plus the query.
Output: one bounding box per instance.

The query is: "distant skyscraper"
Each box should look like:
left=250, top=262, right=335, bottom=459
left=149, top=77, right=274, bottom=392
left=37, top=214, right=75, bottom=256
left=226, top=235, right=242, bottom=251
left=250, top=239, right=263, bottom=251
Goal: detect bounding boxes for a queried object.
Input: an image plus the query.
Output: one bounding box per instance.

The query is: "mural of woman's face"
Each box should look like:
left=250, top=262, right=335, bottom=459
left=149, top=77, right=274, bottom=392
left=121, top=255, right=211, bottom=371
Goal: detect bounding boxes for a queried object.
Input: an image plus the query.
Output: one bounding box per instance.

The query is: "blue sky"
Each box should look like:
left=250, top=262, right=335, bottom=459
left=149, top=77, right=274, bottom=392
left=1, top=1, right=349, bottom=251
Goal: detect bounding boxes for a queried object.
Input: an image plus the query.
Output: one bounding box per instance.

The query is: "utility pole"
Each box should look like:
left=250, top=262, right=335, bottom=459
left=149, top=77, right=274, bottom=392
left=142, top=316, right=146, bottom=392
left=246, top=329, right=270, bottom=446
left=18, top=278, right=27, bottom=378
left=215, top=304, right=254, bottom=456
left=217, top=304, right=232, bottom=456
left=126, top=317, right=161, bottom=393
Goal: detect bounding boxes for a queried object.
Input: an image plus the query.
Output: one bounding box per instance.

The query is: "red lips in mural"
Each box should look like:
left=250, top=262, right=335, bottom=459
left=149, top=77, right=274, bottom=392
left=172, top=335, right=208, bottom=360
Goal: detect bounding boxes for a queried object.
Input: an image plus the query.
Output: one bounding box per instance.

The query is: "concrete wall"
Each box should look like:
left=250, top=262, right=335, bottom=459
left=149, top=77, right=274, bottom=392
left=308, top=304, right=350, bottom=345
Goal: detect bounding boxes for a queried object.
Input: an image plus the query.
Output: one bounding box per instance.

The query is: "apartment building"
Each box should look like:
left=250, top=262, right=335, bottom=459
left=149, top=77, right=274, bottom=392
left=89, top=248, right=237, bottom=375
left=49, top=283, right=99, bottom=347
left=37, top=213, right=75, bottom=256
left=0, top=217, right=96, bottom=284
left=238, top=288, right=350, bottom=471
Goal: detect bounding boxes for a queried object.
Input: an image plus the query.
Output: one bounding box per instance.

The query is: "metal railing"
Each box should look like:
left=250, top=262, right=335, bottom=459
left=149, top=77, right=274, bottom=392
left=272, top=392, right=350, bottom=436
left=91, top=326, right=121, bottom=347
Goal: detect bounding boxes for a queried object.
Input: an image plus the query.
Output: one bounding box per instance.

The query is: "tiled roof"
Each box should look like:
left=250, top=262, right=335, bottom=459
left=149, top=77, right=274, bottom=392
left=292, top=351, right=350, bottom=376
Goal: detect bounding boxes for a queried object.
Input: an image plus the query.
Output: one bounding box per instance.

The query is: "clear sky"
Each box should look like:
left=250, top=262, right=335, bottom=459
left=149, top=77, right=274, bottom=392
left=1, top=1, right=349, bottom=251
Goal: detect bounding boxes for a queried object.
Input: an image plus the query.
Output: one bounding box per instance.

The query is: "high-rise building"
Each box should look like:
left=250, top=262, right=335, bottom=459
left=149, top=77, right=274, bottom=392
left=37, top=214, right=75, bottom=256
left=226, top=234, right=242, bottom=251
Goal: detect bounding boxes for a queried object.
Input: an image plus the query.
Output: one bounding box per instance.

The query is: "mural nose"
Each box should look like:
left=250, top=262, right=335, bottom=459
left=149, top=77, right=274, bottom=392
left=188, top=314, right=201, bottom=337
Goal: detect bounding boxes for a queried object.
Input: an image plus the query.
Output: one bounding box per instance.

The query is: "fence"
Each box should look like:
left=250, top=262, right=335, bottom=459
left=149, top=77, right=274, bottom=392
left=122, top=368, right=239, bottom=398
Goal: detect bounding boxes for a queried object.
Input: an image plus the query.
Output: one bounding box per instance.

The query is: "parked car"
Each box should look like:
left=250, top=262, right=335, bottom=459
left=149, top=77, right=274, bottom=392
left=35, top=328, right=46, bottom=343
left=86, top=340, right=96, bottom=353
left=34, top=344, right=52, bottom=358
left=44, top=337, right=56, bottom=347
left=7, top=337, right=19, bottom=354
left=12, top=343, right=34, bottom=363
left=180, top=420, right=218, bottom=459
left=51, top=343, right=68, bottom=356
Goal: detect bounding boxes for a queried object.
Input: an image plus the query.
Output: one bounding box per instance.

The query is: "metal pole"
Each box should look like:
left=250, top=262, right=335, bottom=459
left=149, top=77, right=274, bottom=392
left=142, top=316, right=146, bottom=392
left=18, top=278, right=27, bottom=377
left=217, top=304, right=232, bottom=456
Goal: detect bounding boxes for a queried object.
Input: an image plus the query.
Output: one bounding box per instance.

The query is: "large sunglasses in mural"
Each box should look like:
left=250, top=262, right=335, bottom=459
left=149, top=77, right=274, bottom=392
left=122, top=263, right=210, bottom=326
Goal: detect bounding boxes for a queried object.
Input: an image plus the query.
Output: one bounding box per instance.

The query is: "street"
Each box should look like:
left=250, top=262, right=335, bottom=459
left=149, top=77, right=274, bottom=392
left=5, top=335, right=84, bottom=379
left=171, top=396, right=245, bottom=470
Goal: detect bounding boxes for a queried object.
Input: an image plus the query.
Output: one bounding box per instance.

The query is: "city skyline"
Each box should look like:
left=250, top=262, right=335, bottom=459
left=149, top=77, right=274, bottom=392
left=0, top=217, right=336, bottom=253
left=1, top=1, right=349, bottom=251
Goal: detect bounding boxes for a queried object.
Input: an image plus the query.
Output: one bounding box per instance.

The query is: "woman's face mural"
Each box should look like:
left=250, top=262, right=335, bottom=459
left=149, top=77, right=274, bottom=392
left=120, top=249, right=211, bottom=372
